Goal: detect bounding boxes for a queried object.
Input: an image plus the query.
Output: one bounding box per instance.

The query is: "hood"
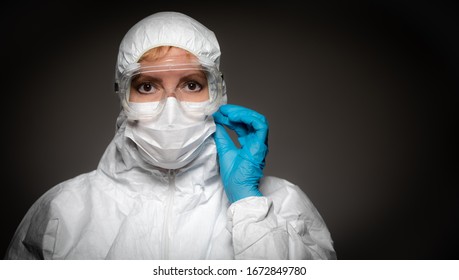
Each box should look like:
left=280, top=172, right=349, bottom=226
left=115, top=11, right=222, bottom=82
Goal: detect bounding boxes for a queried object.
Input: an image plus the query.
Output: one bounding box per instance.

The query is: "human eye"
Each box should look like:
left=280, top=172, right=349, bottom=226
left=131, top=76, right=161, bottom=95
left=182, top=80, right=203, bottom=93
left=136, top=82, right=158, bottom=94
left=180, top=71, right=208, bottom=93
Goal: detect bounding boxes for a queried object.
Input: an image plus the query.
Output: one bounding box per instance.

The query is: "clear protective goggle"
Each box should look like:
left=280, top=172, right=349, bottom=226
left=115, top=59, right=224, bottom=120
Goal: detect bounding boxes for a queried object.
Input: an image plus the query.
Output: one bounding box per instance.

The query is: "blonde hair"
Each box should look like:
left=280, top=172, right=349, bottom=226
left=138, top=46, right=194, bottom=62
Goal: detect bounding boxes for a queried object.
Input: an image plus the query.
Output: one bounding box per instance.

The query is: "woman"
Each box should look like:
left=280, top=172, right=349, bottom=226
left=5, top=11, right=336, bottom=260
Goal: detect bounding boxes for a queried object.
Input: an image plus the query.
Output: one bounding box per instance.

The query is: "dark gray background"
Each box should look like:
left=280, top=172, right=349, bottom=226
left=2, top=0, right=458, bottom=259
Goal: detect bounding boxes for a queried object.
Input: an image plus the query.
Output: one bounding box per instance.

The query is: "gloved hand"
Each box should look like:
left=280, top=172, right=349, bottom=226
left=212, top=104, right=269, bottom=203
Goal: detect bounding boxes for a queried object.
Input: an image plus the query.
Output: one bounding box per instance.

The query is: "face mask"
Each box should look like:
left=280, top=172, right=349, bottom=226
left=125, top=97, right=216, bottom=169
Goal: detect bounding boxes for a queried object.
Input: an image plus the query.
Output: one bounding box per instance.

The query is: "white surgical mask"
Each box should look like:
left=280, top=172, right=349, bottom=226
left=125, top=97, right=216, bottom=169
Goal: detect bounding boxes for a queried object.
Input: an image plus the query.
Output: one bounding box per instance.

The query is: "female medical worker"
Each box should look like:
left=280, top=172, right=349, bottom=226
left=5, top=11, right=336, bottom=260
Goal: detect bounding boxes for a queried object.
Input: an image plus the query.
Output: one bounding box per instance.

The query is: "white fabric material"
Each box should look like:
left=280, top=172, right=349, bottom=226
left=5, top=11, right=336, bottom=260
left=125, top=98, right=216, bottom=169
left=5, top=114, right=336, bottom=259
left=115, top=11, right=221, bottom=82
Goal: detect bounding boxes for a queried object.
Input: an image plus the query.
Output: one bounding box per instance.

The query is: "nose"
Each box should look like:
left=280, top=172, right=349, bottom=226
left=164, top=87, right=179, bottom=99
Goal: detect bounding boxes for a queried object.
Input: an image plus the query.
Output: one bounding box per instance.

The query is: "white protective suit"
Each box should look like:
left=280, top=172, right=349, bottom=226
left=5, top=11, right=336, bottom=260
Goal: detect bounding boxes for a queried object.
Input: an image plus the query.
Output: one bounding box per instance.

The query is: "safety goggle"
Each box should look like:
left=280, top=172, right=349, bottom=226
left=115, top=60, right=224, bottom=119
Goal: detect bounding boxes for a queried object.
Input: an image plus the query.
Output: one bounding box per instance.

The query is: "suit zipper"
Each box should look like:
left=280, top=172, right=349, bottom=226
left=162, top=169, right=175, bottom=259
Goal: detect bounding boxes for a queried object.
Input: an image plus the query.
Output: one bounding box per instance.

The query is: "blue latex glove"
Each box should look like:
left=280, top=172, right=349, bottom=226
left=212, top=104, right=269, bottom=203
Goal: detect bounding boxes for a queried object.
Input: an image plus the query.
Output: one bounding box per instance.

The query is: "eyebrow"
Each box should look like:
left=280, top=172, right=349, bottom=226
left=131, top=74, right=162, bottom=84
left=132, top=71, right=207, bottom=84
left=180, top=72, right=207, bottom=81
